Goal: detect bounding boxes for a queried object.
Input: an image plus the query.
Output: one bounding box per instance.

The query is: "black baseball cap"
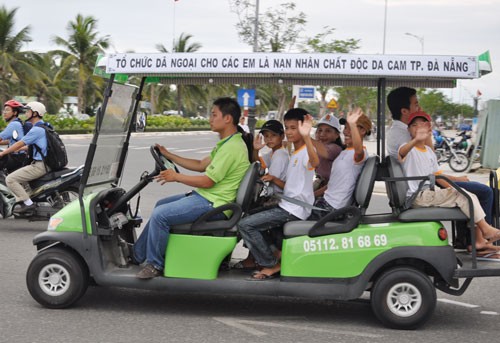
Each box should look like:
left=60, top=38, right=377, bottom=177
left=260, top=120, right=284, bottom=135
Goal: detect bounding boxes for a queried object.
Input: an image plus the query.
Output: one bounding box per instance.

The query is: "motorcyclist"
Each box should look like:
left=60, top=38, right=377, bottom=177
left=0, top=101, right=48, bottom=215
left=0, top=100, right=30, bottom=172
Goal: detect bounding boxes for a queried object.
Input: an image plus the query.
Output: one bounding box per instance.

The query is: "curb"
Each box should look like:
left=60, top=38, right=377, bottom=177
left=60, top=130, right=217, bottom=140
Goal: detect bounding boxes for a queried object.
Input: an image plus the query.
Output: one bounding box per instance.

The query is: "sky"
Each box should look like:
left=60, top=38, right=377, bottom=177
left=4, top=0, right=500, bottom=108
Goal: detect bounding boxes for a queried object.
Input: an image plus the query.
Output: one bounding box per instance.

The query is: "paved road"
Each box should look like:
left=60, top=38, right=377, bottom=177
left=1, top=132, right=499, bottom=342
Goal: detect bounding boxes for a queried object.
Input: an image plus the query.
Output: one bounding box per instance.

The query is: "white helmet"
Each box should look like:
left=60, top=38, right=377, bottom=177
left=25, top=101, right=47, bottom=116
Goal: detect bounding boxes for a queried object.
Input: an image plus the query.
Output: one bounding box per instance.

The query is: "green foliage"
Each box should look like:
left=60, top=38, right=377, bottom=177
left=417, top=89, right=474, bottom=118
left=43, top=114, right=96, bottom=131
left=146, top=115, right=210, bottom=130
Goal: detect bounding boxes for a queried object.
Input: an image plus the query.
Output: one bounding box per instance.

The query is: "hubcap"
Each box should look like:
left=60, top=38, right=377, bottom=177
left=386, top=282, right=422, bottom=317
left=38, top=263, right=71, bottom=296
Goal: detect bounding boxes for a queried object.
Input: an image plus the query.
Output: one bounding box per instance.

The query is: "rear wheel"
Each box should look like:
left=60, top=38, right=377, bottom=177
left=371, top=267, right=436, bottom=330
left=26, top=247, right=89, bottom=309
left=449, top=152, right=470, bottom=172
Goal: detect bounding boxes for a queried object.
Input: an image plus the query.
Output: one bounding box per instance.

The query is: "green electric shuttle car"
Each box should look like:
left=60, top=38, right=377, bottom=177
left=26, top=52, right=499, bottom=329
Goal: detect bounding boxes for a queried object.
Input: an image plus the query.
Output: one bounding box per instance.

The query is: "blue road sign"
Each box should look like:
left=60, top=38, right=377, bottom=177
left=237, top=89, right=256, bottom=107
left=298, top=87, right=315, bottom=99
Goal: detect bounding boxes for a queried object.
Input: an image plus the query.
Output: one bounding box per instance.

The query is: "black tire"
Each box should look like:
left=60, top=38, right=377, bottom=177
left=26, top=247, right=89, bottom=309
left=371, top=267, right=436, bottom=330
left=449, top=152, right=470, bottom=173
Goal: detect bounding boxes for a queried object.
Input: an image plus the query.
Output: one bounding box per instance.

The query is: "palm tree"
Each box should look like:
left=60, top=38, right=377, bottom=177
left=0, top=6, right=43, bottom=99
left=156, top=33, right=202, bottom=116
left=52, top=14, right=109, bottom=114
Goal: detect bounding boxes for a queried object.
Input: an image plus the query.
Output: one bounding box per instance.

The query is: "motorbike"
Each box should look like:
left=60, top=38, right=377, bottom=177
left=0, top=164, right=83, bottom=220
left=433, top=129, right=470, bottom=172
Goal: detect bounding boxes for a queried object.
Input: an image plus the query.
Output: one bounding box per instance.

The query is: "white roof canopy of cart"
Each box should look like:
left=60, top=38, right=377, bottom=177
left=97, top=52, right=490, bottom=88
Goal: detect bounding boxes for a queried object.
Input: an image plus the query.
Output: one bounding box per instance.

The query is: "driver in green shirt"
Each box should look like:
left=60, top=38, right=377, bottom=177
left=133, top=97, right=251, bottom=279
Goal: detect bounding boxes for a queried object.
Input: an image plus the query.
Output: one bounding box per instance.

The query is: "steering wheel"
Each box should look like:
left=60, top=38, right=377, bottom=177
left=150, top=146, right=179, bottom=172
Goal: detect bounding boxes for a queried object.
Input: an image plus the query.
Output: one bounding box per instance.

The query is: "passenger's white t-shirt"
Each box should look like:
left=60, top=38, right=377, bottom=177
left=279, top=145, right=315, bottom=220
left=259, top=147, right=289, bottom=194
left=324, top=147, right=368, bottom=209
left=387, top=120, right=411, bottom=159
left=399, top=144, right=440, bottom=199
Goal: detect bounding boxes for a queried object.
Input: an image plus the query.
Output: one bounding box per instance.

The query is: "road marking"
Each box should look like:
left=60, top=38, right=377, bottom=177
left=195, top=150, right=213, bottom=154
left=480, top=311, right=499, bottom=315
left=437, top=298, right=479, bottom=308
left=213, top=317, right=383, bottom=338
left=176, top=148, right=200, bottom=152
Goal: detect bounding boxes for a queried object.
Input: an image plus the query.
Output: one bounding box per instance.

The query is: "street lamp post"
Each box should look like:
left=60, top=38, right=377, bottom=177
left=247, top=0, right=260, bottom=134
left=382, top=0, right=388, bottom=54
left=405, top=32, right=424, bottom=54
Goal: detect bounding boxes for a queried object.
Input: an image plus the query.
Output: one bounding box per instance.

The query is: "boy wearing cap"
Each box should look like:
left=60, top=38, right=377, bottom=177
left=313, top=114, right=344, bottom=197
left=399, top=111, right=500, bottom=252
left=387, top=86, right=493, bottom=226
left=238, top=109, right=319, bottom=280
left=0, top=101, right=49, bottom=215
left=310, top=108, right=371, bottom=219
left=253, top=119, right=289, bottom=196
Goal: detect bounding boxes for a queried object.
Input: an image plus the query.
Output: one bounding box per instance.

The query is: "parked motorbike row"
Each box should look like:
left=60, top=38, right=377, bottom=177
left=433, top=129, right=478, bottom=172
left=0, top=149, right=83, bottom=220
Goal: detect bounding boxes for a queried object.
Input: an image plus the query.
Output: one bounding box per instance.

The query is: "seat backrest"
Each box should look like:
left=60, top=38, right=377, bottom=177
left=385, top=155, right=409, bottom=213
left=236, top=162, right=260, bottom=213
left=354, top=155, right=379, bottom=214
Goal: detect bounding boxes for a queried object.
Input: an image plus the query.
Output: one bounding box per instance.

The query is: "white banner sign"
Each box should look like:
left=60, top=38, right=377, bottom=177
left=105, top=53, right=478, bottom=79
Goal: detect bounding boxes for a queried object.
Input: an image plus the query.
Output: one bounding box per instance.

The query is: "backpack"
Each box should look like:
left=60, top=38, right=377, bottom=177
left=31, top=123, right=68, bottom=171
left=11, top=118, right=32, bottom=142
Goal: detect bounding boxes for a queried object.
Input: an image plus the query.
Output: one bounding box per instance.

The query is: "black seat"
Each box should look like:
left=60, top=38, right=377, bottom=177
left=283, top=155, right=379, bottom=238
left=385, top=155, right=467, bottom=222
left=170, top=162, right=260, bottom=235
left=29, top=167, right=80, bottom=189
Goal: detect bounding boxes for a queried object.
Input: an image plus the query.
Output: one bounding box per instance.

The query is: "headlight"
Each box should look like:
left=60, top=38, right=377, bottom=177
left=48, top=217, right=64, bottom=231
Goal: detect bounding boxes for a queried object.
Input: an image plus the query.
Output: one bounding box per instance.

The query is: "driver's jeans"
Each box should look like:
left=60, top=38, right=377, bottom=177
left=133, top=191, right=225, bottom=271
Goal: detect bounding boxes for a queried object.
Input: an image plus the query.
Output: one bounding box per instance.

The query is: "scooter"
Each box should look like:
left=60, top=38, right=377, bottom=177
left=432, top=130, right=470, bottom=172
left=0, top=165, right=84, bottom=220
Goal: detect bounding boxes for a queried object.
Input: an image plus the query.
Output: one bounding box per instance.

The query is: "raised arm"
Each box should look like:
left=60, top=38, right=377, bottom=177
left=346, top=108, right=365, bottom=163
left=299, top=114, right=320, bottom=168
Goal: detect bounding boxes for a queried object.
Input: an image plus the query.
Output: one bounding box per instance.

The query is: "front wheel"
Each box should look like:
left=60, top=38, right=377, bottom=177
left=449, top=152, right=470, bottom=172
left=371, top=267, right=436, bottom=330
left=26, top=247, right=89, bottom=309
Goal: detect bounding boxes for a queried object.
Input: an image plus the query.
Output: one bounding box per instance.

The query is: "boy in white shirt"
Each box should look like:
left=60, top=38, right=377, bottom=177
left=253, top=119, right=289, bottom=197
left=237, top=108, right=319, bottom=280
left=399, top=111, right=500, bottom=252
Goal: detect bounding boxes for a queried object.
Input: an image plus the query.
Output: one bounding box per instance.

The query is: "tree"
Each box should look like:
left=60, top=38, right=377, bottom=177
left=302, top=27, right=360, bottom=116
left=230, top=1, right=306, bottom=52
left=53, top=14, right=109, bottom=114
left=417, top=88, right=473, bottom=119
left=0, top=6, right=43, bottom=99
left=156, top=33, right=203, bottom=116
left=230, top=1, right=306, bottom=120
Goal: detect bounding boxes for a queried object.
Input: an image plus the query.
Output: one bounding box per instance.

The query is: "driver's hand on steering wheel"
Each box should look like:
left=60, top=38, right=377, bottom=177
left=155, top=143, right=172, bottom=159
left=154, top=169, right=178, bottom=185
